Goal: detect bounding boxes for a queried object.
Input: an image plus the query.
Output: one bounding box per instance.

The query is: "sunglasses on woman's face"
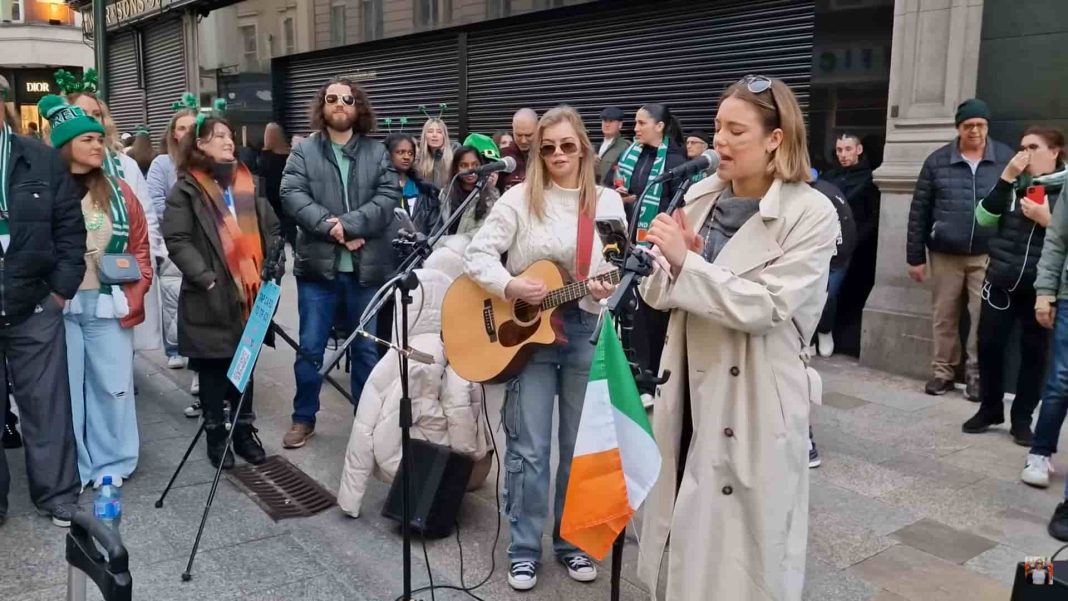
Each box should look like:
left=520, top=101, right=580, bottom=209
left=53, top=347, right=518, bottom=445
left=325, top=94, right=356, bottom=106
left=539, top=141, right=579, bottom=158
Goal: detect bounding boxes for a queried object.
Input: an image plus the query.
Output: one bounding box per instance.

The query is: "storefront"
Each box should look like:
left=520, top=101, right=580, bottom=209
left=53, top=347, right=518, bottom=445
left=0, top=67, right=85, bottom=135
left=75, top=0, right=200, bottom=138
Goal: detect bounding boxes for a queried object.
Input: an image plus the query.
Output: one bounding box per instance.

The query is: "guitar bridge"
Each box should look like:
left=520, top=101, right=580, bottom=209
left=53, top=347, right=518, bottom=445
left=483, top=299, right=498, bottom=343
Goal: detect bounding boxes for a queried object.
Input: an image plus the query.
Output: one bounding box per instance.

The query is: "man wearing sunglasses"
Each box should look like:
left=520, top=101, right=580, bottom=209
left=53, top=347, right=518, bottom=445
left=906, top=98, right=1013, bottom=399
left=280, top=77, right=401, bottom=450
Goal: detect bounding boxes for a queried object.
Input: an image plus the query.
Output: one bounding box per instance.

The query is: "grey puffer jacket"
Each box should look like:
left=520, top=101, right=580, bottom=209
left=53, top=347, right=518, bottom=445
left=281, top=132, right=401, bottom=285
left=905, top=137, right=1013, bottom=265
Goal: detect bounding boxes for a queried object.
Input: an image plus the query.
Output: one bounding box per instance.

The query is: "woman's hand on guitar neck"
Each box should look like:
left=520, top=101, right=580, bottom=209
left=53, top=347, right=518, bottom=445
left=505, top=277, right=548, bottom=305
left=588, top=271, right=617, bottom=300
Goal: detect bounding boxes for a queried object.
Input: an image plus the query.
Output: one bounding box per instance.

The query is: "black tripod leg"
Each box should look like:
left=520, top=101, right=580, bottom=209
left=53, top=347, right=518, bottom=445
left=610, top=530, right=625, bottom=601
left=181, top=387, right=250, bottom=582
left=155, top=421, right=206, bottom=509
left=270, top=322, right=354, bottom=405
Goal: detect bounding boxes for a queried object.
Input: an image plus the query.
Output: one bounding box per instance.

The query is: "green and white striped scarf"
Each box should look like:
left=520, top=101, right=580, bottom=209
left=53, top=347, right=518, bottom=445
left=615, top=140, right=667, bottom=241
left=91, top=149, right=130, bottom=318
left=0, top=124, right=11, bottom=251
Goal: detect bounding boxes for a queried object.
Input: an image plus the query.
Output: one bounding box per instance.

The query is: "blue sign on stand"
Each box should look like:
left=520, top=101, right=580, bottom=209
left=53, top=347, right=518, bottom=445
left=227, top=281, right=282, bottom=393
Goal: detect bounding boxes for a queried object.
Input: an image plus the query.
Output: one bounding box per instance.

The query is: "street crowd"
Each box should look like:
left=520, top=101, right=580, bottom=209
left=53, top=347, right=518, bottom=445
left=0, top=65, right=1065, bottom=601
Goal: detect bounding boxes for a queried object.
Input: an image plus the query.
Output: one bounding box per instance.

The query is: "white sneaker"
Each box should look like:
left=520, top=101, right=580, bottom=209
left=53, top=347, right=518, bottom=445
left=1022, top=453, right=1054, bottom=488
left=190, top=373, right=200, bottom=396
left=817, top=332, right=834, bottom=357
left=508, top=560, right=538, bottom=591
left=167, top=355, right=187, bottom=369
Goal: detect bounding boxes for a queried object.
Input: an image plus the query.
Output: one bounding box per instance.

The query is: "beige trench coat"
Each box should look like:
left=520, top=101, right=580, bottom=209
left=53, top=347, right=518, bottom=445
left=637, top=176, right=839, bottom=601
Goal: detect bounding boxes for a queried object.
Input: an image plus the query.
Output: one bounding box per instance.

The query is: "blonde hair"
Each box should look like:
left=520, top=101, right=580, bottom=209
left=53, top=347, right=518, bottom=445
left=720, top=77, right=811, bottom=183
left=67, top=92, right=121, bottom=152
left=415, top=118, right=453, bottom=184
left=525, top=105, right=598, bottom=221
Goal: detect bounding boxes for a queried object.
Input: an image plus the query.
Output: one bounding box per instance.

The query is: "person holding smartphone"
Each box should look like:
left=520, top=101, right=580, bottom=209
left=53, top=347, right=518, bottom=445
left=963, top=127, right=1065, bottom=448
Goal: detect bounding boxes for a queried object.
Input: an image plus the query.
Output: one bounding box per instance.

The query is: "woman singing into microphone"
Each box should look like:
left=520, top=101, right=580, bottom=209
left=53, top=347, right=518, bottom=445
left=624, top=77, right=838, bottom=600
left=463, top=106, right=624, bottom=591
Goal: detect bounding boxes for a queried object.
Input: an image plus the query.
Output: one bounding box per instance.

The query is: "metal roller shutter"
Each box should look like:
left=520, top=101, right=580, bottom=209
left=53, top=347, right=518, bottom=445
left=143, top=17, right=188, bottom=141
left=277, top=33, right=460, bottom=140
left=106, top=30, right=146, bottom=134
left=466, top=0, right=814, bottom=136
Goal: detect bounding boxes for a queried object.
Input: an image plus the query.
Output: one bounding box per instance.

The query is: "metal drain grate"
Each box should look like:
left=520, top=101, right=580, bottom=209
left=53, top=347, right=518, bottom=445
left=226, top=455, right=336, bottom=521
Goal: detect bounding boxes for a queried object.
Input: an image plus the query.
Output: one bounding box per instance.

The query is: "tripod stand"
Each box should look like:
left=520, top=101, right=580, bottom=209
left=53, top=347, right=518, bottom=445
left=318, top=173, right=492, bottom=601
left=597, top=176, right=695, bottom=601
left=152, top=239, right=355, bottom=580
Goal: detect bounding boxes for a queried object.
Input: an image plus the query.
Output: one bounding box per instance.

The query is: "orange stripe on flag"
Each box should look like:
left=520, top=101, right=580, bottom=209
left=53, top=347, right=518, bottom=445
left=560, top=448, right=632, bottom=560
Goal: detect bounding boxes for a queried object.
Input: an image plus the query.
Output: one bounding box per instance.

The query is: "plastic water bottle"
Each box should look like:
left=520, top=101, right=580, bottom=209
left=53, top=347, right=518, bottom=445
left=93, top=476, right=122, bottom=533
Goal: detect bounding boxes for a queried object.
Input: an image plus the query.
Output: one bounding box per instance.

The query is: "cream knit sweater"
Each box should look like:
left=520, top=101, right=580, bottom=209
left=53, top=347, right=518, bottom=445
left=463, top=181, right=625, bottom=314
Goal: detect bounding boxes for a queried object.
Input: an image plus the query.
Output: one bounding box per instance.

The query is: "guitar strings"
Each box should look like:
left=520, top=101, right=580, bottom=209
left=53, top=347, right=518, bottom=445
left=513, top=270, right=622, bottom=313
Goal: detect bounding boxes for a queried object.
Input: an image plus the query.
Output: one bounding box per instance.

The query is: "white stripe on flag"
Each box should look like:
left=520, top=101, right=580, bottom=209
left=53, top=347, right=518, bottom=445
left=572, top=379, right=617, bottom=457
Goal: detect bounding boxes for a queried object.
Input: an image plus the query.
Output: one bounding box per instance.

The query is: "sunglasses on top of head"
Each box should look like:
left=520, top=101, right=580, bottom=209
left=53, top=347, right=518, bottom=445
left=325, top=94, right=356, bottom=106
left=539, top=141, right=579, bottom=158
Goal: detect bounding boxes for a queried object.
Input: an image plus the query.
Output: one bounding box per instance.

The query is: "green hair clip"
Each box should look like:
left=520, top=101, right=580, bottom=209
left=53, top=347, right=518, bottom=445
left=381, top=116, right=411, bottom=134
left=195, top=97, right=228, bottom=130
left=170, top=92, right=198, bottom=113
left=418, top=103, right=448, bottom=120
left=135, top=124, right=150, bottom=136
left=54, top=69, right=98, bottom=95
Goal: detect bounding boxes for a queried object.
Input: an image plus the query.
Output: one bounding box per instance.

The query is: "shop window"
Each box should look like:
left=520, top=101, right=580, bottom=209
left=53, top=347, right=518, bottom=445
left=415, top=0, right=451, bottom=28
left=361, top=0, right=381, bottom=41
left=330, top=3, right=346, bottom=46
left=10, top=0, right=22, bottom=22
left=239, top=24, right=259, bottom=71
left=282, top=16, right=296, bottom=55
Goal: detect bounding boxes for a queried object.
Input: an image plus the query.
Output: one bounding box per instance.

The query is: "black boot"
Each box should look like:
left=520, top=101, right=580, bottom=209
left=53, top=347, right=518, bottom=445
left=961, top=409, right=1003, bottom=434
left=204, top=422, right=235, bottom=470
left=231, top=418, right=266, bottom=465
left=1010, top=421, right=1034, bottom=447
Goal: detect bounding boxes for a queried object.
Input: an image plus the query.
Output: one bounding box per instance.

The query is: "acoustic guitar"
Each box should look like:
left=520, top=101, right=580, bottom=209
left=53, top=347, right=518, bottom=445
left=442, top=260, right=621, bottom=383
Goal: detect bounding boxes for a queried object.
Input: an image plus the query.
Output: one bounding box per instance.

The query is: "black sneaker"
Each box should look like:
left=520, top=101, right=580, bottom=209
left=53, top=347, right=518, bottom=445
left=1049, top=502, right=1068, bottom=542
left=37, top=503, right=78, bottom=528
left=561, top=554, right=597, bottom=583
left=508, top=560, right=538, bottom=591
left=925, top=378, right=954, bottom=396
left=809, top=442, right=821, bottom=469
left=1011, top=422, right=1035, bottom=447
left=961, top=410, right=1004, bottom=434
left=2, top=422, right=21, bottom=449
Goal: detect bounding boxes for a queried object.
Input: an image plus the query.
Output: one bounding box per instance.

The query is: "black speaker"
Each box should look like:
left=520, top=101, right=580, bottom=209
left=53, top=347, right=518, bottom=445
left=382, top=439, right=474, bottom=539
left=1011, top=560, right=1068, bottom=600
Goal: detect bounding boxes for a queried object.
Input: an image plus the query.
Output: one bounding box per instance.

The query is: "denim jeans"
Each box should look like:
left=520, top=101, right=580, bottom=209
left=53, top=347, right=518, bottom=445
left=502, top=306, right=596, bottom=564
left=65, top=291, right=138, bottom=487
left=818, top=263, right=850, bottom=334
left=1031, top=301, right=1068, bottom=487
left=292, top=274, right=379, bottom=425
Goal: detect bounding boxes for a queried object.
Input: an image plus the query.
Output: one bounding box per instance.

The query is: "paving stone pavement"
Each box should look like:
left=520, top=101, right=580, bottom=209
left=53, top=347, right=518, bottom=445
left=2, top=273, right=1066, bottom=600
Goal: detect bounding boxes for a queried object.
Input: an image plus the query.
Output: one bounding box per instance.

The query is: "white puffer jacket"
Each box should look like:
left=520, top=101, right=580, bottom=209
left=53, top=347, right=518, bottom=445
left=337, top=240, right=492, bottom=518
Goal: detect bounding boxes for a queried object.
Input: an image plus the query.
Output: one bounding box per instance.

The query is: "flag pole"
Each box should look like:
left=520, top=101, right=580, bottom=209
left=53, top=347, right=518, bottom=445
left=610, top=530, right=625, bottom=601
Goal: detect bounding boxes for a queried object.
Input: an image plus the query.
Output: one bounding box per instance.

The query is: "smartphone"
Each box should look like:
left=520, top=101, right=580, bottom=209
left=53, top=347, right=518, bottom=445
left=595, top=216, right=628, bottom=261
left=1026, top=184, right=1046, bottom=205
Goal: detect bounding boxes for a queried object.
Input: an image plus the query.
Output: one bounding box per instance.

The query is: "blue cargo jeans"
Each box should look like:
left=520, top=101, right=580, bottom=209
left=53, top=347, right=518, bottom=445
left=502, top=306, right=596, bottom=564
left=1031, top=300, right=1068, bottom=498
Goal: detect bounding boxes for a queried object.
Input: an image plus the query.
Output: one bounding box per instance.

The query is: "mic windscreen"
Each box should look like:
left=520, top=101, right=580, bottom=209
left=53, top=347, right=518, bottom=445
left=701, top=149, right=721, bottom=172
left=500, top=156, right=517, bottom=173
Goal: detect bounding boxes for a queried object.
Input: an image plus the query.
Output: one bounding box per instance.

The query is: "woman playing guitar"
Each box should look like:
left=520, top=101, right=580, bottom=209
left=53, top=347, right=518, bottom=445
left=463, top=105, right=624, bottom=591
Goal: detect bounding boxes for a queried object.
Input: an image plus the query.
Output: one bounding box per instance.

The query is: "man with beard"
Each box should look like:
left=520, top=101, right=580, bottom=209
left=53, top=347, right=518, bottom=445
left=822, top=133, right=881, bottom=354
left=280, top=77, right=400, bottom=449
left=497, top=107, right=538, bottom=193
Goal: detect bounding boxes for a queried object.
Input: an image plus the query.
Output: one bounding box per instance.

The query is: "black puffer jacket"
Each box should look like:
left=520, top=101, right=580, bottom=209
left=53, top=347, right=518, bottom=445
left=280, top=132, right=401, bottom=285
left=812, top=179, right=857, bottom=271
left=906, top=137, right=1014, bottom=265
left=822, top=160, right=880, bottom=245
left=981, top=173, right=1064, bottom=291
left=0, top=134, right=85, bottom=326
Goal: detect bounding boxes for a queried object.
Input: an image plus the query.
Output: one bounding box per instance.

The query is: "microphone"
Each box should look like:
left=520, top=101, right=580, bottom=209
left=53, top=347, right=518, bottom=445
left=649, top=150, right=720, bottom=184
left=459, top=156, right=516, bottom=177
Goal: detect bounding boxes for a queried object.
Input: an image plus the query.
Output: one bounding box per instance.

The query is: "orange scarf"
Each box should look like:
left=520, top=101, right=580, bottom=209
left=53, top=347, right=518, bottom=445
left=191, top=164, right=263, bottom=320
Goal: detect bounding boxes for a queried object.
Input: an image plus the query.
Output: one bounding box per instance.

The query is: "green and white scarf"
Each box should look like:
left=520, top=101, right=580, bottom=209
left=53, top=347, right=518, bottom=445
left=70, top=149, right=131, bottom=319
left=0, top=124, right=11, bottom=252
left=615, top=140, right=667, bottom=242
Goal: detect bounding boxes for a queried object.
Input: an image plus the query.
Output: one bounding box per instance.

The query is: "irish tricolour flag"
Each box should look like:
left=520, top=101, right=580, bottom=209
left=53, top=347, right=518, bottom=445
left=561, top=315, right=661, bottom=560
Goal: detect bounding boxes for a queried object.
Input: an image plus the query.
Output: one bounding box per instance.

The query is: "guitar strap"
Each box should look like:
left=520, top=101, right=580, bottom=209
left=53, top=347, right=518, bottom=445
left=576, top=209, right=594, bottom=280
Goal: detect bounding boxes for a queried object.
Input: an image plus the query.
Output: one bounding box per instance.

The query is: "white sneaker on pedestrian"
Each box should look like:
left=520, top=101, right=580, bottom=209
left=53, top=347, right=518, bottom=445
left=184, top=400, right=202, bottom=418
left=1022, top=454, right=1054, bottom=488
left=190, top=373, right=200, bottom=396
left=167, top=355, right=187, bottom=369
left=817, top=332, right=834, bottom=357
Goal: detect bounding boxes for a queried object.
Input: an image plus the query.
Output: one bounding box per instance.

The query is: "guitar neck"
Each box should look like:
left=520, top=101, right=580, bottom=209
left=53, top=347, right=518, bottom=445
left=542, top=269, right=622, bottom=309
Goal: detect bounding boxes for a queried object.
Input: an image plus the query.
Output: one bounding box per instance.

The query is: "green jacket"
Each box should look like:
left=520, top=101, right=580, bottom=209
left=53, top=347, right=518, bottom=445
left=1033, top=184, right=1068, bottom=299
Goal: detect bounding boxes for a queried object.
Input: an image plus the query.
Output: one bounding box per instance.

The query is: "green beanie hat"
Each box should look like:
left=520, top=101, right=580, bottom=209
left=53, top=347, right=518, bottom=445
left=954, top=98, right=990, bottom=126
left=463, top=133, right=501, bottom=161
left=37, top=94, right=105, bottom=148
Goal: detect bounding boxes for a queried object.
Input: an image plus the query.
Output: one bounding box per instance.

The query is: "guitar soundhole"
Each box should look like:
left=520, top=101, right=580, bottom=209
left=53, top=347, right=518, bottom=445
left=513, top=301, right=541, bottom=327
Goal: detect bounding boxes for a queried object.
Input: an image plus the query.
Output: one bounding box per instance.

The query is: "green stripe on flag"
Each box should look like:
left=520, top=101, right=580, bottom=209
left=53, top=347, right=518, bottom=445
left=592, top=316, right=655, bottom=439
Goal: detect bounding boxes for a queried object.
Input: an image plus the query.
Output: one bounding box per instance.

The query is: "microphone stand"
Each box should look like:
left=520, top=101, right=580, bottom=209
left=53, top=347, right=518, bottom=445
left=319, top=172, right=492, bottom=601
left=598, top=174, right=695, bottom=601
